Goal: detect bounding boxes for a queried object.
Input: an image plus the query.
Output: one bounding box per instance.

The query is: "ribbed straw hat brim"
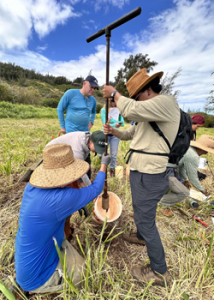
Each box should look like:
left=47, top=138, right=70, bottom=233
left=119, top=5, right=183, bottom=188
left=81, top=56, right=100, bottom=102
left=30, top=158, right=89, bottom=188
left=190, top=135, right=214, bottom=155
left=29, top=143, right=89, bottom=188
left=126, top=69, right=163, bottom=98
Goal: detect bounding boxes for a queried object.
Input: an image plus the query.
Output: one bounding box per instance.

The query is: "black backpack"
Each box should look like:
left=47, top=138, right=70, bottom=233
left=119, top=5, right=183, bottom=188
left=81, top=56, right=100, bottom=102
left=150, top=109, right=192, bottom=165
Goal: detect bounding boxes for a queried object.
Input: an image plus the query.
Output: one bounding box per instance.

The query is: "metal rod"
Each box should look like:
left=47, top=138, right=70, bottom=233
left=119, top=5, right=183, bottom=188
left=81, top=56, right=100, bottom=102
left=86, top=7, right=142, bottom=211
left=86, top=7, right=141, bottom=43
left=102, top=30, right=110, bottom=208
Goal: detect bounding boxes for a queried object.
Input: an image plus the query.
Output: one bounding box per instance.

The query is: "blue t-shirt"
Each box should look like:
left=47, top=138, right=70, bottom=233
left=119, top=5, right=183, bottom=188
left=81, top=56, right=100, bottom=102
left=15, top=171, right=105, bottom=291
left=57, top=89, right=96, bottom=133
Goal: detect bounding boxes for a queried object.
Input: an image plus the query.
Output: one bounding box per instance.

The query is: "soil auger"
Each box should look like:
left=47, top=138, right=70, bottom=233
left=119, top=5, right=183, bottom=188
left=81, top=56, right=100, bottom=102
left=86, top=7, right=141, bottom=212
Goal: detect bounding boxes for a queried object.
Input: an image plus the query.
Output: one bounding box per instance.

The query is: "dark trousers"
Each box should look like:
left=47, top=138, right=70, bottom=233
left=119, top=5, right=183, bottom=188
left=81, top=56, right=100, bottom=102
left=130, top=170, right=169, bottom=274
left=85, top=153, right=91, bottom=179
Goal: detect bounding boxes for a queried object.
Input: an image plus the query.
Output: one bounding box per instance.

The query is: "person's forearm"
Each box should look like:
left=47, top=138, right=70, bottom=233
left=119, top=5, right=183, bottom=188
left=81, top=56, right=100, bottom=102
left=100, top=164, right=107, bottom=173
left=186, top=163, right=204, bottom=191
left=114, top=92, right=122, bottom=105
left=111, top=128, right=119, bottom=137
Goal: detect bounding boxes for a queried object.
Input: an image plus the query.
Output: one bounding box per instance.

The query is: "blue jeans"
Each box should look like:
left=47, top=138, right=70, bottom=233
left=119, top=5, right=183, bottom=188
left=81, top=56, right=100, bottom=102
left=108, top=135, right=120, bottom=169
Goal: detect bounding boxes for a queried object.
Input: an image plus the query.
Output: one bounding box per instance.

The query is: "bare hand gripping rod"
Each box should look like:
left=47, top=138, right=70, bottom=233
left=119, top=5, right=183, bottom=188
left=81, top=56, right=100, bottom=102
left=86, top=7, right=141, bottom=211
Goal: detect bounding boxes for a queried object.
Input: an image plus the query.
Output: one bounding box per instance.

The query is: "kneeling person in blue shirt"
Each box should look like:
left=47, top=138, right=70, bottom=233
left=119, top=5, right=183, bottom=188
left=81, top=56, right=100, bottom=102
left=15, top=143, right=110, bottom=293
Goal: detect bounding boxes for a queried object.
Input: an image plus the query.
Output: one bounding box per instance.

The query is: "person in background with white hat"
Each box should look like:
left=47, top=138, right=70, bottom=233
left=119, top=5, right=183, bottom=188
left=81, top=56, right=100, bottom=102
left=46, top=130, right=106, bottom=240
left=103, top=68, right=180, bottom=286
left=178, top=135, right=214, bottom=196
left=15, top=144, right=110, bottom=294
left=46, top=130, right=106, bottom=187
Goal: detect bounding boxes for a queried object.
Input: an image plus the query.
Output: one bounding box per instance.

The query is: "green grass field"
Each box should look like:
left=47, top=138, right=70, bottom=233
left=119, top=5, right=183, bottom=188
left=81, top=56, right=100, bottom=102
left=0, top=116, right=214, bottom=300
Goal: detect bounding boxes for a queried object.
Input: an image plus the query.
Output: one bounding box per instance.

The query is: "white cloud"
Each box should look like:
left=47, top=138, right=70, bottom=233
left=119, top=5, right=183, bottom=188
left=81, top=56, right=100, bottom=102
left=94, top=0, right=130, bottom=11
left=47, top=45, right=131, bottom=85
left=36, top=45, right=48, bottom=52
left=0, top=0, right=214, bottom=112
left=0, top=0, right=81, bottom=49
left=0, top=49, right=50, bottom=73
left=31, top=0, right=81, bottom=38
left=123, top=0, right=214, bottom=111
left=0, top=0, right=32, bottom=49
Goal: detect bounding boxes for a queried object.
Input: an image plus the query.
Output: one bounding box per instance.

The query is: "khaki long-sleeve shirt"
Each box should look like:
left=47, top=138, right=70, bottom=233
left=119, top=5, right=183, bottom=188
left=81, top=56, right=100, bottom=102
left=116, top=94, right=180, bottom=174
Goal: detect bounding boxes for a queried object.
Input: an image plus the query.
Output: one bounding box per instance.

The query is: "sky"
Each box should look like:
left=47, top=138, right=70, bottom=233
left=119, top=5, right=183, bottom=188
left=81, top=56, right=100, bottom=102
left=0, top=0, right=214, bottom=112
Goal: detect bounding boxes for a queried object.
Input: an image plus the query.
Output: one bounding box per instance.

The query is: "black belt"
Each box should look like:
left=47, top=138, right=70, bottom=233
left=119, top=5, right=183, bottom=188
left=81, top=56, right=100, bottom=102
left=124, top=148, right=169, bottom=164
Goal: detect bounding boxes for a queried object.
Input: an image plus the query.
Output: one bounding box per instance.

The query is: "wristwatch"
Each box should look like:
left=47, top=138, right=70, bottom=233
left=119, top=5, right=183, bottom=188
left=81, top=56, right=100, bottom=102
left=110, top=90, right=118, bottom=101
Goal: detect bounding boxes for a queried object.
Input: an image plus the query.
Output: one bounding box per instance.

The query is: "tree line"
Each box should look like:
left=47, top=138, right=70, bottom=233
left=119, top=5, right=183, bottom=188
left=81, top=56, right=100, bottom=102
left=1, top=55, right=213, bottom=112
left=0, top=62, right=83, bottom=86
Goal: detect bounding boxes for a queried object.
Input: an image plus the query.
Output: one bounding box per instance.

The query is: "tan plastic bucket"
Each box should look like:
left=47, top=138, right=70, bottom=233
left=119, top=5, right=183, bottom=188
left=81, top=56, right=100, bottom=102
left=93, top=191, right=122, bottom=223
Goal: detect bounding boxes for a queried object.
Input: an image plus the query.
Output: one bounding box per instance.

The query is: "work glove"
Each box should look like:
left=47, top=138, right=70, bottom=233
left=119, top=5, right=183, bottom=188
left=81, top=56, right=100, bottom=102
left=202, top=188, right=210, bottom=196
left=184, top=180, right=191, bottom=190
left=78, top=206, right=88, bottom=218
left=101, top=153, right=111, bottom=166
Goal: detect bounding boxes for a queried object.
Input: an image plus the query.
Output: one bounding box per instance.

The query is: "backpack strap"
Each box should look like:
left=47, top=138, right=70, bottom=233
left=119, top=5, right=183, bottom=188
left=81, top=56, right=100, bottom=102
left=124, top=148, right=169, bottom=164
left=149, top=122, right=171, bottom=150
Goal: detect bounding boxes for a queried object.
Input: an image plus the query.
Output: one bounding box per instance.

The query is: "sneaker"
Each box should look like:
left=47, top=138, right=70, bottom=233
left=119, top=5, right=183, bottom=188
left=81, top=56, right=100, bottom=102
left=110, top=168, right=115, bottom=177
left=131, top=264, right=170, bottom=286
left=160, top=208, right=174, bottom=217
left=122, top=231, right=146, bottom=246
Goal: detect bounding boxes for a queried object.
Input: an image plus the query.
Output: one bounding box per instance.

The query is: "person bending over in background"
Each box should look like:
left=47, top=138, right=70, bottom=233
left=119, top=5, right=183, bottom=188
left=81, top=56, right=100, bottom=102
left=101, top=99, right=124, bottom=177
left=103, top=68, right=180, bottom=286
left=57, top=75, right=99, bottom=180
left=178, top=135, right=214, bottom=196
left=158, top=167, right=190, bottom=217
left=15, top=144, right=110, bottom=295
left=47, top=131, right=105, bottom=187
left=46, top=130, right=106, bottom=240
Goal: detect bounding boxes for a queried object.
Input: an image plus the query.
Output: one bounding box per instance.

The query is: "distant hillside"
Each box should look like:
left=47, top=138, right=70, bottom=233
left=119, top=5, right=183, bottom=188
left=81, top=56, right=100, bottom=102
left=0, top=61, right=105, bottom=110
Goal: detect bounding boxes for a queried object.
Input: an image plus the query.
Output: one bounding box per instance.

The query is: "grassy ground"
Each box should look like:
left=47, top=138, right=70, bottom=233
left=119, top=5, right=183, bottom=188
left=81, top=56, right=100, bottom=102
left=0, top=116, right=214, bottom=300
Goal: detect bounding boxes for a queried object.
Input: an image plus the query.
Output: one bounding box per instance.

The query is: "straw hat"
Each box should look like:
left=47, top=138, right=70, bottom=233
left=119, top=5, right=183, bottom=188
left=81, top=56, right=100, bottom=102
left=126, top=68, right=163, bottom=98
left=190, top=135, right=214, bottom=154
left=30, top=144, right=89, bottom=188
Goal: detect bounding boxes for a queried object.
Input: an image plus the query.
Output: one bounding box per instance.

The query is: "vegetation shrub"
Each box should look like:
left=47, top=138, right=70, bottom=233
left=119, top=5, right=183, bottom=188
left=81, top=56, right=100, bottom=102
left=0, top=101, right=57, bottom=119
left=0, top=82, right=13, bottom=102
left=189, top=112, right=214, bottom=128
left=95, top=90, right=103, bottom=97
left=15, top=86, right=41, bottom=106
left=96, top=103, right=103, bottom=113
left=43, top=98, right=59, bottom=108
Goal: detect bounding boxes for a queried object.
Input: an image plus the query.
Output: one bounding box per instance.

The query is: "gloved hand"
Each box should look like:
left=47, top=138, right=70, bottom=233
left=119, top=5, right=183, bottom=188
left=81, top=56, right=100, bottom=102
left=101, top=153, right=111, bottom=166
left=78, top=206, right=88, bottom=217
left=202, top=188, right=210, bottom=196
left=184, top=180, right=191, bottom=190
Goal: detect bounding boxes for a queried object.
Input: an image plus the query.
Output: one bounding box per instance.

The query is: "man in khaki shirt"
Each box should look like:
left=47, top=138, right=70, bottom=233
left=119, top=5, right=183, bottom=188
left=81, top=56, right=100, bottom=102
left=103, top=68, right=180, bottom=286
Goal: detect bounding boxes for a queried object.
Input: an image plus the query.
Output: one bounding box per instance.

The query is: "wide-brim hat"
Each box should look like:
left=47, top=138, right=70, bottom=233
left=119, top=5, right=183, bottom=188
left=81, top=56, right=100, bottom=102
left=190, top=135, right=214, bottom=155
left=126, top=68, right=164, bottom=98
left=30, top=144, right=89, bottom=188
left=90, top=130, right=106, bottom=155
